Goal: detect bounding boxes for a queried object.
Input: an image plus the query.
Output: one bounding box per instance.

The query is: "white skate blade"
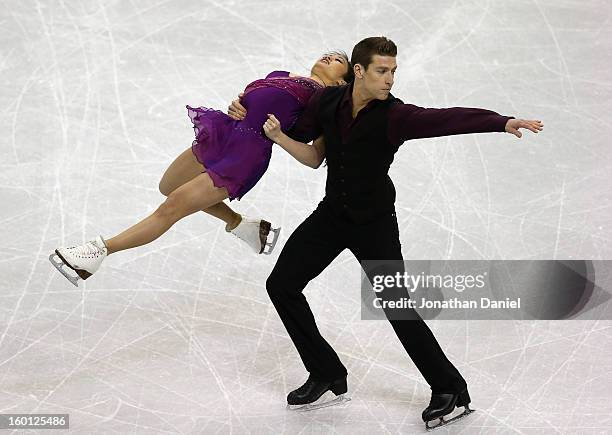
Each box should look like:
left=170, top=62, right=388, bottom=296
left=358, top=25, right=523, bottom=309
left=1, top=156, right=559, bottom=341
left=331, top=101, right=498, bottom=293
left=286, top=392, right=351, bottom=412
left=425, top=406, right=475, bottom=431
left=48, top=253, right=80, bottom=287
left=263, top=227, right=281, bottom=255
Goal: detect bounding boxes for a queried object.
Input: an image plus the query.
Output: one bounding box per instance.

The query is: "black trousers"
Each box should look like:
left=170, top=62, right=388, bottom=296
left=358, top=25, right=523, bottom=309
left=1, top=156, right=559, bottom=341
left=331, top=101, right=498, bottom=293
left=266, top=200, right=467, bottom=394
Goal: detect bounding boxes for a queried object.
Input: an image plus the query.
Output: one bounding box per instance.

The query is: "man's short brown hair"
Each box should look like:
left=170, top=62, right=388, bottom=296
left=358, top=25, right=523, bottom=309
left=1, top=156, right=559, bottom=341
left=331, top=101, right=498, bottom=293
left=350, top=37, right=397, bottom=70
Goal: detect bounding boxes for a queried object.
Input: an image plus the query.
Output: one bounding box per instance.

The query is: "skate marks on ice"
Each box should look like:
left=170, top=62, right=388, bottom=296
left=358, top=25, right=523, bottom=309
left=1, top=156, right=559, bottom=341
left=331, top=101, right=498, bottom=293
left=425, top=405, right=475, bottom=431
left=286, top=391, right=351, bottom=412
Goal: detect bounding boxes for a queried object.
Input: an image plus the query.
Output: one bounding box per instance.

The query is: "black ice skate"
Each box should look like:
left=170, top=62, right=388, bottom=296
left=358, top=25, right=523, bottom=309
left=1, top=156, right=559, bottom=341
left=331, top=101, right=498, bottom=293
left=286, top=376, right=351, bottom=411
left=422, top=388, right=475, bottom=431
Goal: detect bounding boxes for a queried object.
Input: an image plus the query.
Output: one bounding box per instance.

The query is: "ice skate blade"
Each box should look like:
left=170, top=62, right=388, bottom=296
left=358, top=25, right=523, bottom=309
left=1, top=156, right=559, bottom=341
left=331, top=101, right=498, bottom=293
left=425, top=407, right=475, bottom=431
left=263, top=227, right=281, bottom=255
left=286, top=393, right=351, bottom=412
left=48, top=253, right=80, bottom=287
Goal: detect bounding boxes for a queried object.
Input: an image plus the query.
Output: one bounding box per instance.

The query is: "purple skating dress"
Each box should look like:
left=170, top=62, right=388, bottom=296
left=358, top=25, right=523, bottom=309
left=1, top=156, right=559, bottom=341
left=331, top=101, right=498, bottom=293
left=186, top=71, right=323, bottom=200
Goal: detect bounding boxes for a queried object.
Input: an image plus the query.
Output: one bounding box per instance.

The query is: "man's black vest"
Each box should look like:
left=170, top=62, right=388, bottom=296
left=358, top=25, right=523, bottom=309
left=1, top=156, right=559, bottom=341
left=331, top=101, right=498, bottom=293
left=318, top=85, right=403, bottom=223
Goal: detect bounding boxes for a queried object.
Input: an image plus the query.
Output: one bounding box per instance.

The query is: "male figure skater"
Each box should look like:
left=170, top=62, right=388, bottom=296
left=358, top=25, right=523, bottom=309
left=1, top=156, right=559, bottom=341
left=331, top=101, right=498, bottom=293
left=229, top=36, right=543, bottom=429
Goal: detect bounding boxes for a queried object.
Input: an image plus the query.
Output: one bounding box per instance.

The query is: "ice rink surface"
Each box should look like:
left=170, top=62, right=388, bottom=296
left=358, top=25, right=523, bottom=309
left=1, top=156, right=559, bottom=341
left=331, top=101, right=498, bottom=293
left=1, top=0, right=611, bottom=433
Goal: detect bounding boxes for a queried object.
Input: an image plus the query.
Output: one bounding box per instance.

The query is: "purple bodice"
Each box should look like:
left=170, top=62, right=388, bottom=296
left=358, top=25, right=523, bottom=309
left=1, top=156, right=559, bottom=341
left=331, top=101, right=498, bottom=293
left=243, top=71, right=323, bottom=106
left=186, top=70, right=322, bottom=201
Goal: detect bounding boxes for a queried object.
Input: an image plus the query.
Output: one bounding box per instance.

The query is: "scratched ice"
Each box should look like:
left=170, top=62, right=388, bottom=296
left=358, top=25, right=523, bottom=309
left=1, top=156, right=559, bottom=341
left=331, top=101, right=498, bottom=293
left=1, top=1, right=611, bottom=433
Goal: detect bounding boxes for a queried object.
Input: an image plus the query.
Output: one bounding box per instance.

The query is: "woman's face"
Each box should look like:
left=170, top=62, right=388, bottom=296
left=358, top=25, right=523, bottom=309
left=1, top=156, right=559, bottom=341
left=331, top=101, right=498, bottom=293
left=311, top=52, right=349, bottom=86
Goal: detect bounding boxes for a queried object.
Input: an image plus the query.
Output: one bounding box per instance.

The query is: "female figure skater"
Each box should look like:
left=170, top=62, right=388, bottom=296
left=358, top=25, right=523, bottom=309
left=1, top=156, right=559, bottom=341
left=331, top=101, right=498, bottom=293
left=49, top=52, right=353, bottom=287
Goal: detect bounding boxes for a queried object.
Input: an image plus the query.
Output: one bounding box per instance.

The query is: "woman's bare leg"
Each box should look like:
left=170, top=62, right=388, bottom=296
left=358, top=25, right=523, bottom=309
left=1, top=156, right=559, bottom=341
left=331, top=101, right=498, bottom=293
left=204, top=203, right=241, bottom=230
left=159, top=147, right=241, bottom=230
left=105, top=172, right=229, bottom=255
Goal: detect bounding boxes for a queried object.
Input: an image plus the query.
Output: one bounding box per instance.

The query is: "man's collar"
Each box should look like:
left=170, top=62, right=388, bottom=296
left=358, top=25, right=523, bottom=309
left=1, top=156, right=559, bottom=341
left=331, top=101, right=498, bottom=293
left=339, top=81, right=354, bottom=108
left=340, top=81, right=385, bottom=111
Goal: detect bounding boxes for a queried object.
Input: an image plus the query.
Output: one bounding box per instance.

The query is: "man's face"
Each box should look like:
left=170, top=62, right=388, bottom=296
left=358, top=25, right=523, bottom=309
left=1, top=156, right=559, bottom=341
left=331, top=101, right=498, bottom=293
left=358, top=55, right=397, bottom=100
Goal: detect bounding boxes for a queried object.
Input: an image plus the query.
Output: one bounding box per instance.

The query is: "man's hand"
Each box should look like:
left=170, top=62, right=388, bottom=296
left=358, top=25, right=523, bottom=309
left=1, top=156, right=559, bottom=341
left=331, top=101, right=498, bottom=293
left=227, top=92, right=247, bottom=120
left=263, top=114, right=284, bottom=143
left=505, top=118, right=544, bottom=138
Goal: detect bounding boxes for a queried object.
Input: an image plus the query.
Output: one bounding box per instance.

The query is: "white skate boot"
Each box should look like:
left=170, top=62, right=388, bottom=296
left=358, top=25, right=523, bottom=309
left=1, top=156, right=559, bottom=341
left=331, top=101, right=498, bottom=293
left=228, top=216, right=281, bottom=255
left=49, top=235, right=108, bottom=287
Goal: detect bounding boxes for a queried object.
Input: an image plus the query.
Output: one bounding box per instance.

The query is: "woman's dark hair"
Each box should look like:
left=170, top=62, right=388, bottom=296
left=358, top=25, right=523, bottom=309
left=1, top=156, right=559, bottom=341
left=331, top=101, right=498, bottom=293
left=350, top=37, right=397, bottom=71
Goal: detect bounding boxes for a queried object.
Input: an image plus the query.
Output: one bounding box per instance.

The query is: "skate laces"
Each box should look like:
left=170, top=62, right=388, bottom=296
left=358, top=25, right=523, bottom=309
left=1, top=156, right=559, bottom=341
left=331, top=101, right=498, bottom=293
left=69, top=240, right=105, bottom=258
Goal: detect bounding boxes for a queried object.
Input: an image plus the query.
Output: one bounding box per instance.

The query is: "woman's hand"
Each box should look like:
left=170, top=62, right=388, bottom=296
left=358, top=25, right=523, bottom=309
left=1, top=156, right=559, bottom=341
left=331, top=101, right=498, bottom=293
left=263, top=114, right=284, bottom=143
left=227, top=93, right=247, bottom=120
left=505, top=118, right=544, bottom=138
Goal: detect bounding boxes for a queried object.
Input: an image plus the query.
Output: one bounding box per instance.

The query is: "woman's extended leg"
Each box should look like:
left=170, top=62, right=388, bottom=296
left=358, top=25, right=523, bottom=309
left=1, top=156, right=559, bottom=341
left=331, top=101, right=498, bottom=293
left=105, top=172, right=229, bottom=255
left=157, top=147, right=280, bottom=255
left=159, top=147, right=241, bottom=230
left=50, top=171, right=231, bottom=286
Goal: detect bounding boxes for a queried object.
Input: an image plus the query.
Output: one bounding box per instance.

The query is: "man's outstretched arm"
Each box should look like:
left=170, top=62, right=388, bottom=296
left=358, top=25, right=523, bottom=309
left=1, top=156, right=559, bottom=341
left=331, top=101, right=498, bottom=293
left=389, top=103, right=543, bottom=144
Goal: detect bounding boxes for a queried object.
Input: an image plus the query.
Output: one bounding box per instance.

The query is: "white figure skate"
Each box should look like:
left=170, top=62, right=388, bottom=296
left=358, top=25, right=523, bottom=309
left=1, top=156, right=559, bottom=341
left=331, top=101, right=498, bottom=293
left=49, top=235, right=108, bottom=287
left=228, top=216, right=281, bottom=255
